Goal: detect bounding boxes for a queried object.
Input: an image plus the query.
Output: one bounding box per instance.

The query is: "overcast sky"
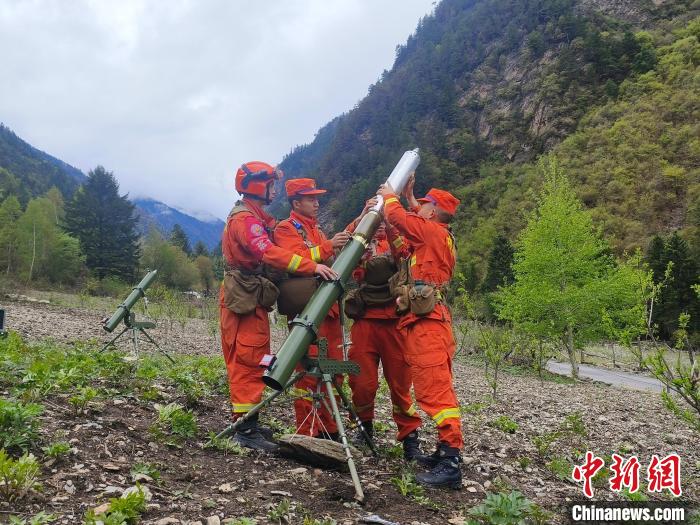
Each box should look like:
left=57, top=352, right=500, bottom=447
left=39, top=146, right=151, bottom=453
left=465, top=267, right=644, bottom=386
left=0, top=1, right=435, bottom=220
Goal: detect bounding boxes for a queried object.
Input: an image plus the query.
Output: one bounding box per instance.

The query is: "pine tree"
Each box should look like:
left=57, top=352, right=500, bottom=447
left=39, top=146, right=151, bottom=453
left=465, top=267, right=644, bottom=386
left=64, top=166, right=139, bottom=280
left=169, top=224, right=191, bottom=256
left=193, top=240, right=209, bottom=257
left=647, top=235, right=667, bottom=283
left=481, top=235, right=515, bottom=292
left=655, top=233, right=700, bottom=338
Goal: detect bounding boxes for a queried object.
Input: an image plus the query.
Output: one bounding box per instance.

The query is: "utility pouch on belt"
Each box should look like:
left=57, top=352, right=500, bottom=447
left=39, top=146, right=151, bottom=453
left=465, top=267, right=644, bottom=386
left=344, top=288, right=366, bottom=320
left=408, top=283, right=437, bottom=316
left=276, top=276, right=319, bottom=318
left=224, top=269, right=279, bottom=314
left=389, top=259, right=411, bottom=315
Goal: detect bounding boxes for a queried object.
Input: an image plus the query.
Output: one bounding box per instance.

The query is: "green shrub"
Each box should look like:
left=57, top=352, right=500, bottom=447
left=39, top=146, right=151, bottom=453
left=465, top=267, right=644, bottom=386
left=467, top=491, right=549, bottom=525
left=0, top=399, right=43, bottom=453
left=130, top=462, right=161, bottom=483
left=84, top=484, right=146, bottom=525
left=0, top=449, right=41, bottom=502
left=42, top=441, right=71, bottom=459
left=204, top=432, right=247, bottom=456
left=69, top=386, right=99, bottom=414
left=7, top=511, right=56, bottom=525
left=151, top=403, right=197, bottom=445
left=490, top=415, right=519, bottom=434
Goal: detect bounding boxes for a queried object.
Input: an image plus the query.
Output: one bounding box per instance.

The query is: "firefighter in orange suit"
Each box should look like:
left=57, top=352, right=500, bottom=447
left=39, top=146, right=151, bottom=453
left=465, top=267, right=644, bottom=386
left=274, top=178, right=351, bottom=438
left=345, top=199, right=423, bottom=459
left=378, top=174, right=463, bottom=489
left=220, top=162, right=336, bottom=451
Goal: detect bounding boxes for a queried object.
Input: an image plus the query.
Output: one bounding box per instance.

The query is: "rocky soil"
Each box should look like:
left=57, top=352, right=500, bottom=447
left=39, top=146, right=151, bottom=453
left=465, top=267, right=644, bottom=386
left=2, top=295, right=698, bottom=524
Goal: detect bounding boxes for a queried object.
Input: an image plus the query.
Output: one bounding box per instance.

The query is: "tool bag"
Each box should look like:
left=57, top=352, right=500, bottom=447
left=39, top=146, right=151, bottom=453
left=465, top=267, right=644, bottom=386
left=223, top=268, right=279, bottom=314
left=276, top=277, right=319, bottom=318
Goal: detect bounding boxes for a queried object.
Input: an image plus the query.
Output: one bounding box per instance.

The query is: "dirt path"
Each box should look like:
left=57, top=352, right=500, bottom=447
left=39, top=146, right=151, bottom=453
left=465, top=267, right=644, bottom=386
left=546, top=360, right=664, bottom=392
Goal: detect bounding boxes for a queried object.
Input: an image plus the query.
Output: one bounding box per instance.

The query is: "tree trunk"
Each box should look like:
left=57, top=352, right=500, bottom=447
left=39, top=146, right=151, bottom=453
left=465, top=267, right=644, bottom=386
left=567, top=324, right=579, bottom=379
left=27, top=222, right=36, bottom=283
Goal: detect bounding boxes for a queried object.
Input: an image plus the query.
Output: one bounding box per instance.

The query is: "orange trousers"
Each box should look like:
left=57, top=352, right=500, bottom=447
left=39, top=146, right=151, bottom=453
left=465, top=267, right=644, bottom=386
left=349, top=317, right=422, bottom=440
left=404, top=317, right=463, bottom=449
left=292, top=316, right=343, bottom=436
left=220, top=302, right=270, bottom=417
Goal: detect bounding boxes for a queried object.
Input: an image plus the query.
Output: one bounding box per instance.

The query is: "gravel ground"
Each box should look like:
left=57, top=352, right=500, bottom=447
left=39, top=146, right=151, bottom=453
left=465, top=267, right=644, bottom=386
left=3, top=294, right=699, bottom=524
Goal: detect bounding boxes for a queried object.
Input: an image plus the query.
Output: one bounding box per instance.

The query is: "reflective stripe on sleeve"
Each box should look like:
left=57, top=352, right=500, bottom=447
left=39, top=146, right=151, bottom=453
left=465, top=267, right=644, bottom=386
left=384, top=197, right=400, bottom=206
left=310, top=246, right=321, bottom=262
left=287, top=254, right=302, bottom=272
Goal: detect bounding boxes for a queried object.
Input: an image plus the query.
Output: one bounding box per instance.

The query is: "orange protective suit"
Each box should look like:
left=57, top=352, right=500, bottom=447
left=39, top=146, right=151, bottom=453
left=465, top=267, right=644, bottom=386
left=383, top=194, right=463, bottom=449
left=274, top=211, right=343, bottom=436
left=219, top=198, right=317, bottom=418
left=346, top=225, right=421, bottom=441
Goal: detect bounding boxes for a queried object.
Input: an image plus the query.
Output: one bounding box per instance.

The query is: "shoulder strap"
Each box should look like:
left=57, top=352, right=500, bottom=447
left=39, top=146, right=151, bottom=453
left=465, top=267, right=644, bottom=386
left=228, top=201, right=252, bottom=219
left=290, top=218, right=308, bottom=241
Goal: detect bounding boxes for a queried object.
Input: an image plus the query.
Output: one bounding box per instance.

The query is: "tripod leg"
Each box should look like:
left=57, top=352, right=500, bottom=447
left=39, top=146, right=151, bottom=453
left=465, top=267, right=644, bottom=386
left=216, top=371, right=306, bottom=440
left=140, top=329, right=175, bottom=364
left=100, top=326, right=129, bottom=353
left=336, top=381, right=378, bottom=456
left=323, top=375, right=365, bottom=503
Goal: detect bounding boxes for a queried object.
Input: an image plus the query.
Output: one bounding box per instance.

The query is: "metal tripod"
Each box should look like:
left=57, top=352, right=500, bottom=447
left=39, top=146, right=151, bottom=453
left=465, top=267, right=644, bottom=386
left=100, top=310, right=174, bottom=364
left=215, top=338, right=376, bottom=503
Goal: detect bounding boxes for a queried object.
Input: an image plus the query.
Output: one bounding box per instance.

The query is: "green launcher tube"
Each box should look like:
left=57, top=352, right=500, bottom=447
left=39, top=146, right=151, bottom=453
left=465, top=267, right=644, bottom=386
left=103, top=270, right=158, bottom=333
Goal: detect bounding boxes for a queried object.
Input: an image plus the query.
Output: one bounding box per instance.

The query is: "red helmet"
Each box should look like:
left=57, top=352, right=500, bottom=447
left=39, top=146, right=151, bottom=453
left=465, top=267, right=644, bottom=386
left=235, top=161, right=284, bottom=203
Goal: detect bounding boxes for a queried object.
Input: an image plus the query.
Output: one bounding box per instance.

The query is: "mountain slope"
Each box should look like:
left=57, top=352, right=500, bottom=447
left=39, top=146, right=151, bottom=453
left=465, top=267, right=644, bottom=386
left=0, top=123, right=86, bottom=203
left=133, top=198, right=224, bottom=251
left=276, top=0, right=698, bottom=278
left=0, top=124, right=223, bottom=250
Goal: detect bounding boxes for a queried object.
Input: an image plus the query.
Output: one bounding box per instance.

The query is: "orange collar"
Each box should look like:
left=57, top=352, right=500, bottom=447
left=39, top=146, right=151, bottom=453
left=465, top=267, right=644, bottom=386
left=290, top=210, right=318, bottom=231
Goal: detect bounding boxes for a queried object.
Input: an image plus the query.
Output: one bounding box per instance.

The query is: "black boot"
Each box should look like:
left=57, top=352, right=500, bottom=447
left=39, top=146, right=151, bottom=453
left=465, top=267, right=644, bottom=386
left=231, top=413, right=274, bottom=440
left=401, top=431, right=423, bottom=461
left=353, top=420, right=373, bottom=446
left=232, top=415, right=279, bottom=452
left=415, top=444, right=462, bottom=490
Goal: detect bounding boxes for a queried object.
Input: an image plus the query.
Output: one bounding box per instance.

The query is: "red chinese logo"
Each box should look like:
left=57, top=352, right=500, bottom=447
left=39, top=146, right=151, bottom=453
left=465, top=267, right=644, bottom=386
left=609, top=454, right=640, bottom=493
left=572, top=451, right=605, bottom=498
left=647, top=454, right=682, bottom=497
left=572, top=452, right=682, bottom=498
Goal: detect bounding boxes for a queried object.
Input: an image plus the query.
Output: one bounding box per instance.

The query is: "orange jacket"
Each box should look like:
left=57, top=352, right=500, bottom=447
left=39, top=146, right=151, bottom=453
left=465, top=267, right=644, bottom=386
left=221, top=198, right=317, bottom=275
left=275, top=211, right=339, bottom=317
left=383, top=194, right=456, bottom=327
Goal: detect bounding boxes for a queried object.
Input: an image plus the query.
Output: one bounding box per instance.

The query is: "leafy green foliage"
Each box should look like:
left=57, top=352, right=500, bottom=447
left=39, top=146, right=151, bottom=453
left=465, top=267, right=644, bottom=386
left=84, top=485, right=147, bottom=525
left=490, top=415, right=519, bottom=434
left=41, top=441, right=71, bottom=459
left=0, top=449, right=41, bottom=502
left=496, top=160, right=650, bottom=377
left=467, top=491, right=549, bottom=525
left=205, top=432, right=248, bottom=456
left=267, top=498, right=292, bottom=524
left=151, top=403, right=198, bottom=445
left=141, top=229, right=200, bottom=290
left=130, top=462, right=161, bottom=483
left=6, top=512, right=56, bottom=525
left=0, top=399, right=43, bottom=453
left=69, top=386, right=99, bottom=414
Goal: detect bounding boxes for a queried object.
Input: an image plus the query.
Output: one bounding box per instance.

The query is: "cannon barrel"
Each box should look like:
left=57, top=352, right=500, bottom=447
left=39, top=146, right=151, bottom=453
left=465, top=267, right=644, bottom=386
left=103, top=270, right=158, bottom=333
left=262, top=149, right=420, bottom=390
